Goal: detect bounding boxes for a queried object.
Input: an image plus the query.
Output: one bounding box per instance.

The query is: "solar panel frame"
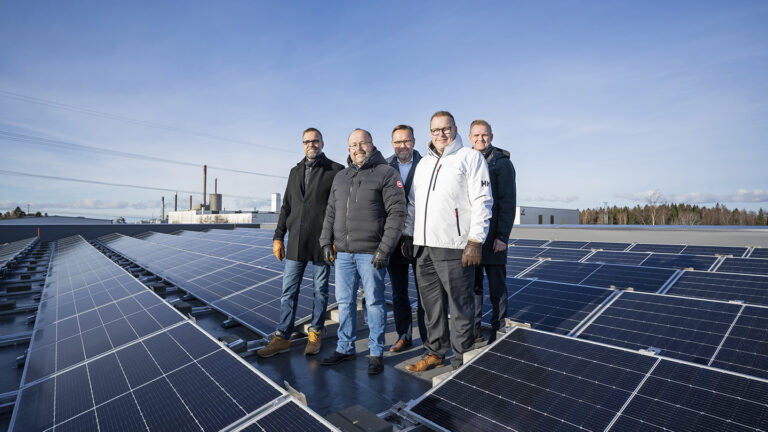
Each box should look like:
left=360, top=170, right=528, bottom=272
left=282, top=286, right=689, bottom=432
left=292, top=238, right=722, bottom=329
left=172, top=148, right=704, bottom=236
left=664, top=270, right=768, bottom=306
left=716, top=257, right=768, bottom=276
left=749, top=248, right=768, bottom=259
left=228, top=399, right=338, bottom=432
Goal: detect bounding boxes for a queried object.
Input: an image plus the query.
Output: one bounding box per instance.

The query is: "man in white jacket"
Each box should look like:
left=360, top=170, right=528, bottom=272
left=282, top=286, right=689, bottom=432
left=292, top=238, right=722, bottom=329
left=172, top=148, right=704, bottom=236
left=401, top=110, right=493, bottom=371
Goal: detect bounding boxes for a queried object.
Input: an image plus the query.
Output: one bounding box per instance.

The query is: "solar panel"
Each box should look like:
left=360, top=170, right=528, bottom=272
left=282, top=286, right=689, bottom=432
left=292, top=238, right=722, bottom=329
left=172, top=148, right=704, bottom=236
left=576, top=292, right=741, bottom=364
left=535, top=247, right=591, bottom=261
left=483, top=279, right=613, bottom=334
left=506, top=257, right=539, bottom=277
left=544, top=240, right=589, bottom=249
left=628, top=243, right=686, bottom=254
left=665, top=270, right=768, bottom=306
left=709, top=305, right=768, bottom=380
left=509, top=238, right=548, bottom=247
left=717, top=257, right=768, bottom=276
left=641, top=253, right=718, bottom=271
left=749, top=248, right=768, bottom=259
left=521, top=260, right=600, bottom=284
left=680, top=245, right=748, bottom=257
left=581, top=264, right=676, bottom=293
left=582, top=241, right=631, bottom=251
left=585, top=250, right=650, bottom=266
left=406, top=328, right=768, bottom=432
left=0, top=236, right=37, bottom=270
left=234, top=399, right=336, bottom=431
left=505, top=245, right=544, bottom=258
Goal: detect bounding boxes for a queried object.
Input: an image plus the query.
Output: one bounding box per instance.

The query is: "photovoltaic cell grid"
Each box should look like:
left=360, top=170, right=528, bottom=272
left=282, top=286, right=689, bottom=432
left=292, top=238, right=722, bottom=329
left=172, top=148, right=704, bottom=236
left=717, top=257, right=768, bottom=276
left=406, top=328, right=768, bottom=432
left=750, top=248, right=768, bottom=259
left=577, top=292, right=741, bottom=365
left=627, top=243, right=687, bottom=254
left=710, top=305, right=768, bottom=380
left=482, top=279, right=613, bottom=334
left=12, top=236, right=334, bottom=432
left=681, top=245, right=748, bottom=257
left=666, top=271, right=768, bottom=306
left=581, top=264, right=676, bottom=292
left=585, top=250, right=650, bottom=266
left=583, top=241, right=631, bottom=251
left=640, top=253, right=718, bottom=271
left=235, top=400, right=335, bottom=432
left=0, top=236, right=37, bottom=270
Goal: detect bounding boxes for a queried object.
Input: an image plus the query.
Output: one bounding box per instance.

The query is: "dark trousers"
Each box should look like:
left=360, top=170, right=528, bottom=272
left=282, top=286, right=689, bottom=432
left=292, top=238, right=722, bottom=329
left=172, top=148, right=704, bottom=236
left=387, top=259, right=426, bottom=344
left=416, top=247, right=475, bottom=365
left=473, top=265, right=508, bottom=335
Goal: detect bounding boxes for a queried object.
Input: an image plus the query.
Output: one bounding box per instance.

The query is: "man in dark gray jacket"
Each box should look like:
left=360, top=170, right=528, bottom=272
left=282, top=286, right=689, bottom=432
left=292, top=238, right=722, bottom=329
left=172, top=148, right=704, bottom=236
left=468, top=120, right=517, bottom=343
left=319, top=128, right=406, bottom=375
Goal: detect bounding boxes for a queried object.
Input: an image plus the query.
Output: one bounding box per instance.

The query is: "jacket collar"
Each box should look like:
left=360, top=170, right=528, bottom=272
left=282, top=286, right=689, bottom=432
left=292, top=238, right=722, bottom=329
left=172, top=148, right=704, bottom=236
left=428, top=134, right=464, bottom=158
left=389, top=149, right=421, bottom=168
left=298, top=152, right=328, bottom=167
left=346, top=148, right=387, bottom=171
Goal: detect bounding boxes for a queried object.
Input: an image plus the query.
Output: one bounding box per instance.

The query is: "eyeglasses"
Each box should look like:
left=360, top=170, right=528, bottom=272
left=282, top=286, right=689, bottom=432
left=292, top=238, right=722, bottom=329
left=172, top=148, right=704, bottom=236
left=430, top=127, right=452, bottom=136
left=302, top=139, right=321, bottom=146
left=348, top=141, right=372, bottom=149
left=393, top=139, right=412, bottom=146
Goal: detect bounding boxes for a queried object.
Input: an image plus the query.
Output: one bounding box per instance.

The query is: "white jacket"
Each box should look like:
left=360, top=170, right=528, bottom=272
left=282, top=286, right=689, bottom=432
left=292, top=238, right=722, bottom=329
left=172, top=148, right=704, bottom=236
left=404, top=134, right=493, bottom=249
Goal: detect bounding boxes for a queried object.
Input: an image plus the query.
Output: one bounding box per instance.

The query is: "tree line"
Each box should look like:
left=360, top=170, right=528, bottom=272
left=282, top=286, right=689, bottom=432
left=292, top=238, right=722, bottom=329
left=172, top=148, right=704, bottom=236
left=579, top=203, right=768, bottom=225
left=1, top=206, right=45, bottom=219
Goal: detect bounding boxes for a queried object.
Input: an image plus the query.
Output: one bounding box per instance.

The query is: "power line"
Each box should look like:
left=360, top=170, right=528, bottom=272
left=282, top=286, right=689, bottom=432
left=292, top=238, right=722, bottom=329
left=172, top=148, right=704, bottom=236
left=0, top=89, right=291, bottom=153
left=0, top=169, right=263, bottom=200
left=0, top=129, right=288, bottom=179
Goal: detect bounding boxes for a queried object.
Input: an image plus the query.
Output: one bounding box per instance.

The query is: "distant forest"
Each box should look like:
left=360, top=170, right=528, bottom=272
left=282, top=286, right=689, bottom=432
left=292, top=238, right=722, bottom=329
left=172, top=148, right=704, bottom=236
left=579, top=203, right=768, bottom=226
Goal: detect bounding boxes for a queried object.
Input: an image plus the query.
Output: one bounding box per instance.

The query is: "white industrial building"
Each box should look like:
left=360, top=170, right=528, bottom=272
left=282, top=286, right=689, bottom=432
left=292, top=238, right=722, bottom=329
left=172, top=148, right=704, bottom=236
left=168, top=210, right=278, bottom=224
left=516, top=206, right=579, bottom=225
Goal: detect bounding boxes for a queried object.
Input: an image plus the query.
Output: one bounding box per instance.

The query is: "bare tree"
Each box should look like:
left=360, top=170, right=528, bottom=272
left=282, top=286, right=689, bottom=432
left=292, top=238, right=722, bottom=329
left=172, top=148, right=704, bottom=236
left=645, top=190, right=664, bottom=225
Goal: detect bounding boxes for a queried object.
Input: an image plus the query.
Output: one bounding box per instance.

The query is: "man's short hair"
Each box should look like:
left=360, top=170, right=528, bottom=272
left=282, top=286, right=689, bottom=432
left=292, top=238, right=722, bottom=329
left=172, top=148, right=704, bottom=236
left=350, top=128, right=373, bottom=142
left=303, top=127, right=323, bottom=141
left=392, top=124, right=414, bottom=138
left=469, top=119, right=492, bottom=134
left=430, top=111, right=456, bottom=127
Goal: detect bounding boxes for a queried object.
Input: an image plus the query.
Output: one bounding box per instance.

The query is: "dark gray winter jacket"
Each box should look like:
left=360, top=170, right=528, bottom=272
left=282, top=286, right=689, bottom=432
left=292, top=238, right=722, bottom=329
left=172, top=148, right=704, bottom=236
left=319, top=149, right=406, bottom=256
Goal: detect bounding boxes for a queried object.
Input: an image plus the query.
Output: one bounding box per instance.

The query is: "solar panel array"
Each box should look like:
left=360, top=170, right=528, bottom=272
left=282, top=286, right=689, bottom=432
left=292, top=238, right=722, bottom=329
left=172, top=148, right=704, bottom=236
left=97, top=232, right=336, bottom=336
left=11, top=235, right=336, bottom=431
left=0, top=236, right=37, bottom=270
left=406, top=328, right=768, bottom=432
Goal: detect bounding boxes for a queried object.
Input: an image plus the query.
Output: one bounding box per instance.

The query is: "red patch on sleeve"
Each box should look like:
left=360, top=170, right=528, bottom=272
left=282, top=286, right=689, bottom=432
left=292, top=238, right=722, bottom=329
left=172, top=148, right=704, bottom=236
left=396, top=180, right=404, bottom=188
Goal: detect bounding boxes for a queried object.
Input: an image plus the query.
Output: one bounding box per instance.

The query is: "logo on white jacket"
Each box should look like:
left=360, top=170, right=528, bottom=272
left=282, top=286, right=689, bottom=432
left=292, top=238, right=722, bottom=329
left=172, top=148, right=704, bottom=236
left=481, top=180, right=490, bottom=187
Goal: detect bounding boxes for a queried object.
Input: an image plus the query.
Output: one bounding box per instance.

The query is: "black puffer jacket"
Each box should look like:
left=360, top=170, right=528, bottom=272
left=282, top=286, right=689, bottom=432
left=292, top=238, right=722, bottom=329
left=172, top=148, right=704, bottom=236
left=319, top=149, right=406, bottom=256
left=273, top=153, right=344, bottom=262
left=481, top=145, right=517, bottom=265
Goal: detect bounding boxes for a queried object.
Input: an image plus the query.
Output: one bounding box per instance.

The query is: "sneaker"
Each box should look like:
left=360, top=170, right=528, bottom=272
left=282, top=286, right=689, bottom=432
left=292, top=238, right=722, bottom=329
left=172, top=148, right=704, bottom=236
left=389, top=339, right=412, bottom=353
left=305, top=329, right=322, bottom=356
left=320, top=351, right=356, bottom=365
left=405, top=354, right=445, bottom=372
left=256, top=334, right=290, bottom=358
left=368, top=356, right=383, bottom=375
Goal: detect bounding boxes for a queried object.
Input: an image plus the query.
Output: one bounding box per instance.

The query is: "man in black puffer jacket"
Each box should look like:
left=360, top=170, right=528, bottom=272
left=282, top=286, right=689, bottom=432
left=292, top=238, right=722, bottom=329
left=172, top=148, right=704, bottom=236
left=468, top=120, right=517, bottom=343
left=319, top=128, right=406, bottom=375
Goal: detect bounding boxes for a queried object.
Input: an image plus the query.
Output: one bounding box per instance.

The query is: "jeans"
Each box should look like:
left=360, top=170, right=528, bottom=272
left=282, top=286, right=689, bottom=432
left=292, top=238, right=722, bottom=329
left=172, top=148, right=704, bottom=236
left=334, top=252, right=387, bottom=357
left=275, top=259, right=330, bottom=338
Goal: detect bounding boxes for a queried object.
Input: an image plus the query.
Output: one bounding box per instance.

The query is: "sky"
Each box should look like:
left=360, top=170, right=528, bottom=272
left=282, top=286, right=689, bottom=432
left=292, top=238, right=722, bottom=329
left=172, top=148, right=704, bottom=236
left=1, top=1, right=767, bottom=221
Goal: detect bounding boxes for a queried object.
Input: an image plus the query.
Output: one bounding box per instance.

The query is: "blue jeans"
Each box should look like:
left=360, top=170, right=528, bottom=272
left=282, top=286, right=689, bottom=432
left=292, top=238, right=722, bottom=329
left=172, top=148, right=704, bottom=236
left=334, top=252, right=387, bottom=357
left=276, top=259, right=330, bottom=338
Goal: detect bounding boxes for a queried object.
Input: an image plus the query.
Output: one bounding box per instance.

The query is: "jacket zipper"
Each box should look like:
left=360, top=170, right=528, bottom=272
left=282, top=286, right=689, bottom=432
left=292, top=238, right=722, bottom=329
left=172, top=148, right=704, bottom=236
left=422, top=160, right=440, bottom=244
left=431, top=165, right=442, bottom=191
left=455, top=208, right=461, bottom=236
left=346, top=171, right=355, bottom=249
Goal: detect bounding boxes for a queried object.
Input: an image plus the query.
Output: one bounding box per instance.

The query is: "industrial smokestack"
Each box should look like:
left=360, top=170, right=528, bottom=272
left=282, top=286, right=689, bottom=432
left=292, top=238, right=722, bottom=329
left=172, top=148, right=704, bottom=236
left=161, top=196, right=165, bottom=221
left=189, top=195, right=192, bottom=210
left=215, top=178, right=218, bottom=194
left=203, top=165, right=207, bottom=208
left=174, top=193, right=178, bottom=211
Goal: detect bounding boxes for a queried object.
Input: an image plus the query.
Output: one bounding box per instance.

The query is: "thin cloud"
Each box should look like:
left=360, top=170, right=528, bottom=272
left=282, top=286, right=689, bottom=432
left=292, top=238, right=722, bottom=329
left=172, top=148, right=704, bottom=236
left=523, top=195, right=580, bottom=203
left=616, top=189, right=768, bottom=204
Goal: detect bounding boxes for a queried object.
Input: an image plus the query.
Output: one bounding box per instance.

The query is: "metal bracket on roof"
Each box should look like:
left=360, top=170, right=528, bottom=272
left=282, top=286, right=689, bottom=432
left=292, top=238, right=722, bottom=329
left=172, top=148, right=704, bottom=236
left=609, top=285, right=634, bottom=291
left=504, top=319, right=531, bottom=329
left=640, top=347, right=661, bottom=355
left=728, top=300, right=744, bottom=304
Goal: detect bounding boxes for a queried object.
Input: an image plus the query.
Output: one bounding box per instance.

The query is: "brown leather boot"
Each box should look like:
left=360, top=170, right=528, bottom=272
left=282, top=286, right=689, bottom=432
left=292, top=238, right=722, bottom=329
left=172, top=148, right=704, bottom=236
left=257, top=334, right=290, bottom=358
left=305, top=329, right=322, bottom=355
left=405, top=354, right=445, bottom=372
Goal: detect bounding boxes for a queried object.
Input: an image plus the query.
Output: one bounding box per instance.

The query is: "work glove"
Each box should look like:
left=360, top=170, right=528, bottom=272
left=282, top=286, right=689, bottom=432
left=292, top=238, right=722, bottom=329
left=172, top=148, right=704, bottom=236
left=461, top=240, right=483, bottom=267
left=371, top=249, right=389, bottom=270
left=273, top=240, right=285, bottom=261
left=400, top=235, right=414, bottom=260
left=322, top=244, right=336, bottom=266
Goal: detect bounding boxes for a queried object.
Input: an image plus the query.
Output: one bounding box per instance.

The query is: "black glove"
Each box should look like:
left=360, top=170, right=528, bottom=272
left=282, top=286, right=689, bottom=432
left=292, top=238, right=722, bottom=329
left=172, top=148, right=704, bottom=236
left=371, top=249, right=389, bottom=270
left=400, top=235, right=414, bottom=260
left=322, top=244, right=336, bottom=266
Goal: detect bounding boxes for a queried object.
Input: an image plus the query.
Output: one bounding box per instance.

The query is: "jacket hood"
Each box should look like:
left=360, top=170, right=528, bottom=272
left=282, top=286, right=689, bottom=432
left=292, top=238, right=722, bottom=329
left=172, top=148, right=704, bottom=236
left=427, top=134, right=464, bottom=158
left=346, top=148, right=387, bottom=170
left=485, top=145, right=510, bottom=162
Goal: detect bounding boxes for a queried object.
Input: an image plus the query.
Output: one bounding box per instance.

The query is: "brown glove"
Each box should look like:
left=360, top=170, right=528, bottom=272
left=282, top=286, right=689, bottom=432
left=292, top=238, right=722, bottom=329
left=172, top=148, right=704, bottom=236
left=461, top=240, right=483, bottom=267
left=273, top=239, right=285, bottom=261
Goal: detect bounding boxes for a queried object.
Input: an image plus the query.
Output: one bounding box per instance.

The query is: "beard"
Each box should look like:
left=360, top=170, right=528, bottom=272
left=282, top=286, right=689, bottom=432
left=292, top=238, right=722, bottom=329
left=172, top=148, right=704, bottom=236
left=396, top=149, right=412, bottom=162
left=305, top=148, right=320, bottom=159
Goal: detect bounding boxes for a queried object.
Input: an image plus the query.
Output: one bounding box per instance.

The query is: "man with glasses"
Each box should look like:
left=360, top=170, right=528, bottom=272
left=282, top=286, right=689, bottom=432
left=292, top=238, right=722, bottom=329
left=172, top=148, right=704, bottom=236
left=468, top=120, right=516, bottom=344
left=385, top=124, right=426, bottom=353
left=259, top=128, right=344, bottom=358
left=319, top=128, right=406, bottom=375
left=402, top=111, right=492, bottom=372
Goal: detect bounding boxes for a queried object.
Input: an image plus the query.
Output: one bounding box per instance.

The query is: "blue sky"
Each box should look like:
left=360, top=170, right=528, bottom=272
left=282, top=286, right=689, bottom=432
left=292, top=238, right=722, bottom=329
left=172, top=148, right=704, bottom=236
left=1, top=1, right=767, bottom=220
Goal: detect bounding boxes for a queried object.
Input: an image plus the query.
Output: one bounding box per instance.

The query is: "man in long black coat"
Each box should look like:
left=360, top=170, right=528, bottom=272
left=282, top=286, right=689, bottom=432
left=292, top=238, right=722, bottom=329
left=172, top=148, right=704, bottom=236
left=468, top=120, right=517, bottom=343
left=385, top=124, right=427, bottom=353
left=258, top=127, right=344, bottom=358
